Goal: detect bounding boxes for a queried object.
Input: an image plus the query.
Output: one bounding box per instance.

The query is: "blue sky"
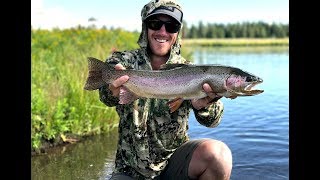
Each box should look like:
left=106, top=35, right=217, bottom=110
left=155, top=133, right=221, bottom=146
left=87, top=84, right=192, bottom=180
left=31, top=0, right=289, bottom=31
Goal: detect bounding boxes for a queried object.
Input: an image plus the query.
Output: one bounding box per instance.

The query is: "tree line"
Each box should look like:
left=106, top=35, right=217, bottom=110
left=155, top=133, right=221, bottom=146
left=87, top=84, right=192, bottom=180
left=181, top=21, right=288, bottom=38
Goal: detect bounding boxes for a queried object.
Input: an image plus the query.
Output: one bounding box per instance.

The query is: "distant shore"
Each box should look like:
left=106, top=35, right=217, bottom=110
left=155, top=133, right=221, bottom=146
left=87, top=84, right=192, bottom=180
left=181, top=38, right=289, bottom=46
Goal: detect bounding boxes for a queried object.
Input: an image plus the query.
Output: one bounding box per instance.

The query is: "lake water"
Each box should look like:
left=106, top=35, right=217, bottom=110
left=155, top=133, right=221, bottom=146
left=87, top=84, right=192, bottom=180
left=189, top=46, right=289, bottom=179
left=31, top=46, right=289, bottom=180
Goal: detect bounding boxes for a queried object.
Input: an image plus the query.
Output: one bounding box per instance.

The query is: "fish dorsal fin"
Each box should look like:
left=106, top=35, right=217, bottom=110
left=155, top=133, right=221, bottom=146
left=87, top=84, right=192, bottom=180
left=159, top=64, right=188, bottom=70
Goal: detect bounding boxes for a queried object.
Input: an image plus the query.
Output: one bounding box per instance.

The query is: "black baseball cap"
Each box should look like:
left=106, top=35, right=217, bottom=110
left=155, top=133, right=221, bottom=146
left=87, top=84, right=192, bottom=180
left=145, top=6, right=183, bottom=24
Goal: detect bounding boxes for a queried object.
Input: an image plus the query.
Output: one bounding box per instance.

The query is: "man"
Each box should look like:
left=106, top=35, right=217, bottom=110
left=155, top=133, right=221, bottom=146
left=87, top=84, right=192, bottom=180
left=99, top=0, right=232, bottom=179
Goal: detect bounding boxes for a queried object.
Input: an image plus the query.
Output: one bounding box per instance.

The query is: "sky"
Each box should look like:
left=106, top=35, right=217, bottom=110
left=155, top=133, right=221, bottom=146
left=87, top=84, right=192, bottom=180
left=31, top=0, right=289, bottom=31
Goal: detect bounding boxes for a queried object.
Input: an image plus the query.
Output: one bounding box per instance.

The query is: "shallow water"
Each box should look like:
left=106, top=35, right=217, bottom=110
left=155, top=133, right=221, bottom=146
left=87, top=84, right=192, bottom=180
left=31, top=46, right=289, bottom=180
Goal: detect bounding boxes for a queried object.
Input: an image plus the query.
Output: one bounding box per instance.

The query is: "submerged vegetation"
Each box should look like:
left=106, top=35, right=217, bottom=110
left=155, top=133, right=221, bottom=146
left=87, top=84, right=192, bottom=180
left=31, top=25, right=288, bottom=154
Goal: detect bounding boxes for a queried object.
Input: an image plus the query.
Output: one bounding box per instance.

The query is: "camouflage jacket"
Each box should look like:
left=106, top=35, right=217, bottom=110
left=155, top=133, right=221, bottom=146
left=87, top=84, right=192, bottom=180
left=99, top=49, right=224, bottom=179
left=98, top=0, right=224, bottom=179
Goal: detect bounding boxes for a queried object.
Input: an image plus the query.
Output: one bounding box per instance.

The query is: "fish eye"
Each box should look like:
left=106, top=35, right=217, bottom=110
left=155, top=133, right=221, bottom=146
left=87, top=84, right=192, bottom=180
left=246, top=76, right=253, bottom=82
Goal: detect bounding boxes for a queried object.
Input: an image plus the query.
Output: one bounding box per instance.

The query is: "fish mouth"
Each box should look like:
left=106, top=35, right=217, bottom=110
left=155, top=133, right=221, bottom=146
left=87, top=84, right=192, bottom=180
left=225, top=74, right=264, bottom=95
left=243, top=80, right=264, bottom=94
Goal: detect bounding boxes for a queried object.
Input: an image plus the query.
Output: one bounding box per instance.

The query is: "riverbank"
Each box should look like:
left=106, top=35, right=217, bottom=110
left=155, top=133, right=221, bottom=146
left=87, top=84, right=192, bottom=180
left=31, top=27, right=288, bottom=155
left=181, top=38, right=289, bottom=47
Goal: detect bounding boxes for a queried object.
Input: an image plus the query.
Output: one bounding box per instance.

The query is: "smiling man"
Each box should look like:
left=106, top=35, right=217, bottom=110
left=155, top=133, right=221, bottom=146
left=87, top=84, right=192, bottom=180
left=98, top=0, right=232, bottom=179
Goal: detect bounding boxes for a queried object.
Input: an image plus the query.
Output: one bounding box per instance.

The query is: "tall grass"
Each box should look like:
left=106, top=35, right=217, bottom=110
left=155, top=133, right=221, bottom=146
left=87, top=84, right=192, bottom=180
left=31, top=28, right=140, bottom=152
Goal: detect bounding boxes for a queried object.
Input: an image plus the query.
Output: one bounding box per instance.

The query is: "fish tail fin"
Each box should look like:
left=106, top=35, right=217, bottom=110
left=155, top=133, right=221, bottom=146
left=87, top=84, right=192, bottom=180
left=84, top=57, right=110, bottom=90
left=119, top=86, right=138, bottom=104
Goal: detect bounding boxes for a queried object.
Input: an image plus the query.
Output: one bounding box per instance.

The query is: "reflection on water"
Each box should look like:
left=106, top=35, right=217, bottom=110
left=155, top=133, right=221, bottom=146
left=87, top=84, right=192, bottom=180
left=32, top=46, right=289, bottom=180
left=31, top=130, right=118, bottom=180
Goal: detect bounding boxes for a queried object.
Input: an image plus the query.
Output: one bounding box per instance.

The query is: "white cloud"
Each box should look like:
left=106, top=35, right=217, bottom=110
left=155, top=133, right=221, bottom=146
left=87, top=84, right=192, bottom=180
left=31, top=0, right=43, bottom=13
left=31, top=0, right=89, bottom=29
left=31, top=0, right=141, bottom=31
left=95, top=18, right=141, bottom=31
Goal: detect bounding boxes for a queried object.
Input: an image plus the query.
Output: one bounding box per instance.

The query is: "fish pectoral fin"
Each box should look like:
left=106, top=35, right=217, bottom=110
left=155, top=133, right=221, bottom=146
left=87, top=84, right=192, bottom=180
left=167, top=98, right=184, bottom=113
left=119, top=86, right=138, bottom=104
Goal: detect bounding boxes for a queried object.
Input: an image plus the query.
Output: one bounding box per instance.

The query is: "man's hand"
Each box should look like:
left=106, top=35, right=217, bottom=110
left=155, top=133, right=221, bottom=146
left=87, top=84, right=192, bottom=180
left=191, top=83, right=222, bottom=110
left=108, top=64, right=129, bottom=97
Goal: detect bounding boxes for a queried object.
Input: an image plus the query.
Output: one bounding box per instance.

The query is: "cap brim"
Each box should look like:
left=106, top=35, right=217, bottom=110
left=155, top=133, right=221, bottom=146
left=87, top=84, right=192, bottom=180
left=145, top=7, right=182, bottom=24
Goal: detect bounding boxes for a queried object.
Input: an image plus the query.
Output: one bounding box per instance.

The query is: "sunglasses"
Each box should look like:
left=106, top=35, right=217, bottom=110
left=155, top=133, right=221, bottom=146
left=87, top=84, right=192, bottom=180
left=146, top=19, right=181, bottom=33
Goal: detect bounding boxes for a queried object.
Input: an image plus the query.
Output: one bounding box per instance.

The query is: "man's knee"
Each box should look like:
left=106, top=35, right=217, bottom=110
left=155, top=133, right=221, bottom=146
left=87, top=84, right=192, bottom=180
left=189, top=139, right=232, bottom=179
left=197, top=139, right=233, bottom=173
left=198, top=140, right=231, bottom=160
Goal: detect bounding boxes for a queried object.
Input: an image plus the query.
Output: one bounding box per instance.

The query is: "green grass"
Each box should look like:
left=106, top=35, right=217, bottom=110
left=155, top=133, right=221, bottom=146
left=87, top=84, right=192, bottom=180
left=31, top=28, right=140, bottom=153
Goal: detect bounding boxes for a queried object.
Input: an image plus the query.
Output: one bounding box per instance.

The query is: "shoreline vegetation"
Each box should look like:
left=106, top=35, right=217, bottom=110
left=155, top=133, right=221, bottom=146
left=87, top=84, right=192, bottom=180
left=182, top=38, right=288, bottom=47
left=31, top=28, right=288, bottom=155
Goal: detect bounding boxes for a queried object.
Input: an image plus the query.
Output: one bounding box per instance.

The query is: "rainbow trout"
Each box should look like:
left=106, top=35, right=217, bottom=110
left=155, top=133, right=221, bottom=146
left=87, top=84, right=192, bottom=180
left=84, top=57, right=264, bottom=112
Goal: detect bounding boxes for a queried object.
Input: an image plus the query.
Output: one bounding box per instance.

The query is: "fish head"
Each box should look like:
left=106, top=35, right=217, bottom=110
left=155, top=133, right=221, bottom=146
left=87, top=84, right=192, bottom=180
left=224, top=72, right=264, bottom=97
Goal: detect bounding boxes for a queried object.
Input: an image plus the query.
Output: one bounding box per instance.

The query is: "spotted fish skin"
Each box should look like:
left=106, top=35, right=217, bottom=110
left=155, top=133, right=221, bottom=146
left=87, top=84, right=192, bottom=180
left=84, top=57, right=264, bottom=103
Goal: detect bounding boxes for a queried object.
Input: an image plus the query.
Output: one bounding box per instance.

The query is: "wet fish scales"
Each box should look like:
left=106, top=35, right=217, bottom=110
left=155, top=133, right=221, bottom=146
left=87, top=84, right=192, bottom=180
left=84, top=57, right=264, bottom=108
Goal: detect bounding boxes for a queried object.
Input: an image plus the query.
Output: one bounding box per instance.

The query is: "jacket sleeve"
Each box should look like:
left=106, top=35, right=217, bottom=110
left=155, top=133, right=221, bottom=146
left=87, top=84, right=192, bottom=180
left=99, top=85, right=119, bottom=107
left=192, top=100, right=224, bottom=128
